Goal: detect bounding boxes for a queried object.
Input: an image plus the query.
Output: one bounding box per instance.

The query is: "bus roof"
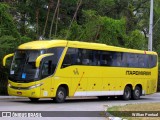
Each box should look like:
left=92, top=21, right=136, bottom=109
left=18, top=40, right=157, bottom=55
left=18, top=40, right=67, bottom=49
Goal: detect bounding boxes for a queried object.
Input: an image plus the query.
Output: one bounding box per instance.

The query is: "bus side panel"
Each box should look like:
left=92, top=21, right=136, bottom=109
left=54, top=66, right=87, bottom=97
left=102, top=67, right=124, bottom=96
left=102, top=67, right=157, bottom=96
left=39, top=77, right=52, bottom=97
left=84, top=66, right=102, bottom=96
left=55, top=66, right=103, bottom=97
left=146, top=67, right=158, bottom=94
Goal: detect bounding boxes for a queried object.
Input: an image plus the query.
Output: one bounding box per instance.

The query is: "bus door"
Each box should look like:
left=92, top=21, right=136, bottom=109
left=38, top=55, right=54, bottom=97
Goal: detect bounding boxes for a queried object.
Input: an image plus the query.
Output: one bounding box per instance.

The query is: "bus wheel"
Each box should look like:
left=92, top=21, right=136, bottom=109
left=122, top=86, right=131, bottom=100
left=29, top=98, right=39, bottom=102
left=132, top=86, right=141, bottom=100
left=54, top=87, right=66, bottom=103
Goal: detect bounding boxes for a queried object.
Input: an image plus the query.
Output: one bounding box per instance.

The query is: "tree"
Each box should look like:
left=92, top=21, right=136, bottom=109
left=58, top=10, right=127, bottom=47
left=49, top=0, right=60, bottom=39
left=0, top=3, right=20, bottom=60
left=42, top=0, right=54, bottom=38
left=0, top=3, right=20, bottom=38
left=125, top=30, right=146, bottom=49
left=153, top=0, right=160, bottom=52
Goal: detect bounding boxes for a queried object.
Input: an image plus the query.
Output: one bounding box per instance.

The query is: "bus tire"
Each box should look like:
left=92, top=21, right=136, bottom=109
left=29, top=98, right=39, bottom=102
left=132, top=86, right=141, bottom=100
left=122, top=86, right=131, bottom=100
left=54, top=87, right=66, bottom=103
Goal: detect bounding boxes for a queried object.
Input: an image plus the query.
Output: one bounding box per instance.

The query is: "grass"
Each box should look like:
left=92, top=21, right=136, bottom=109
left=107, top=103, right=160, bottom=120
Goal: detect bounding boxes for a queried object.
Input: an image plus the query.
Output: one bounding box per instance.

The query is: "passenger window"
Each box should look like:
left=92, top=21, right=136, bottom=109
left=127, top=53, right=138, bottom=67
left=41, top=60, right=52, bottom=79
left=92, top=50, right=100, bottom=66
left=61, top=48, right=157, bottom=69
left=149, top=55, right=157, bottom=68
left=47, top=47, right=64, bottom=73
left=138, top=55, right=145, bottom=68
left=100, top=51, right=112, bottom=66
left=111, top=52, right=122, bottom=67
left=121, top=53, right=127, bottom=67
left=62, top=48, right=78, bottom=68
left=81, top=49, right=93, bottom=65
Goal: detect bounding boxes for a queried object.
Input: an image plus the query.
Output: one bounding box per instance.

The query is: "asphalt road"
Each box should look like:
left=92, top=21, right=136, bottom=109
left=0, top=93, right=160, bottom=120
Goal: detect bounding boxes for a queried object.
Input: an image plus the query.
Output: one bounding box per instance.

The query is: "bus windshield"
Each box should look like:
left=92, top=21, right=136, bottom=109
left=9, top=50, right=45, bottom=82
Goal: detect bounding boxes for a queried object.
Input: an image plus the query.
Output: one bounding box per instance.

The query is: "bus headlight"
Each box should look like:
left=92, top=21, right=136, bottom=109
left=28, top=83, right=43, bottom=89
left=8, top=83, right=11, bottom=87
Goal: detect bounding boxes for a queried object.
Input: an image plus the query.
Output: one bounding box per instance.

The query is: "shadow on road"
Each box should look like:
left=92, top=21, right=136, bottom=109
left=7, top=96, right=151, bottom=104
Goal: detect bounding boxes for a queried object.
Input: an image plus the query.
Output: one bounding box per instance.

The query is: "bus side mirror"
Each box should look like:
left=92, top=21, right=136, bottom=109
left=35, top=53, right=54, bottom=68
left=3, top=53, right=14, bottom=67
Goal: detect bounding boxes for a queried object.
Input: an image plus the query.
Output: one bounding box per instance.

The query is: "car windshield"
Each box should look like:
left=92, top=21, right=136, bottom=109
left=9, top=50, right=44, bottom=82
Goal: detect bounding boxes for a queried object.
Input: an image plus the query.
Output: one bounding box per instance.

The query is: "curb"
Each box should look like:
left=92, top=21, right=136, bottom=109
left=0, top=96, right=26, bottom=99
left=104, top=105, right=123, bottom=120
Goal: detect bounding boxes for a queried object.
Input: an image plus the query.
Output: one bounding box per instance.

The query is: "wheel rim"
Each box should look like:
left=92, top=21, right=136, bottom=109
left=135, top=89, right=140, bottom=97
left=125, top=89, right=130, bottom=98
left=58, top=91, right=64, bottom=100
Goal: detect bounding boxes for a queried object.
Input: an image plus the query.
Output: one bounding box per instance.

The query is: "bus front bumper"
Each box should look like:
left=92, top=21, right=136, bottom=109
left=7, top=83, right=42, bottom=98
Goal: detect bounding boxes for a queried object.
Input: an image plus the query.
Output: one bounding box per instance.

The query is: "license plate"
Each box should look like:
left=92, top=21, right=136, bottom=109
left=17, top=91, right=22, bottom=95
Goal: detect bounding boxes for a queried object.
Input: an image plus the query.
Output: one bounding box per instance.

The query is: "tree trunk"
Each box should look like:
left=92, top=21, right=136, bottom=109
left=36, top=7, right=39, bottom=39
left=55, top=2, right=60, bottom=37
left=49, top=0, right=60, bottom=39
left=65, top=0, right=82, bottom=39
left=42, top=0, right=53, bottom=38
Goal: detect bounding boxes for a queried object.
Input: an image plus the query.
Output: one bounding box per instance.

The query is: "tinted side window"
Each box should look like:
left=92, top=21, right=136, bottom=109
left=137, top=54, right=149, bottom=68
left=47, top=47, right=64, bottom=72
left=100, top=52, right=126, bottom=67
left=41, top=60, right=52, bottom=79
left=62, top=48, right=78, bottom=68
left=111, top=52, right=122, bottom=67
left=61, top=48, right=157, bottom=68
left=92, top=50, right=100, bottom=66
left=100, top=51, right=112, bottom=66
left=62, top=48, right=102, bottom=67
left=121, top=53, right=127, bottom=67
left=81, top=49, right=94, bottom=65
left=149, top=55, right=157, bottom=68
left=47, top=47, right=64, bottom=65
left=127, top=53, right=138, bottom=67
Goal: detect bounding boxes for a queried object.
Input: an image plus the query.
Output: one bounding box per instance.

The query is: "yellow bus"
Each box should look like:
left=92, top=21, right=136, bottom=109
left=3, top=40, right=158, bottom=103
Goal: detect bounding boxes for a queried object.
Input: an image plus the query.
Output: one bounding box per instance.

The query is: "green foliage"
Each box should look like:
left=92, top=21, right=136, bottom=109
left=97, top=16, right=126, bottom=46
left=0, top=3, right=21, bottom=64
left=61, top=10, right=127, bottom=47
left=125, top=30, right=146, bottom=50
left=0, top=3, right=20, bottom=38
left=0, top=3, right=33, bottom=63
left=0, top=36, right=18, bottom=61
left=78, top=10, right=101, bottom=41
left=20, top=36, right=32, bottom=44
left=152, top=0, right=160, bottom=53
left=0, top=0, right=158, bottom=51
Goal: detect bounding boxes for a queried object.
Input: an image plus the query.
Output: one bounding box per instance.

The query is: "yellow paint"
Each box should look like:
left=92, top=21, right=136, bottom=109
left=6, top=40, right=158, bottom=99
left=35, top=53, right=54, bottom=68
left=3, top=53, right=14, bottom=66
